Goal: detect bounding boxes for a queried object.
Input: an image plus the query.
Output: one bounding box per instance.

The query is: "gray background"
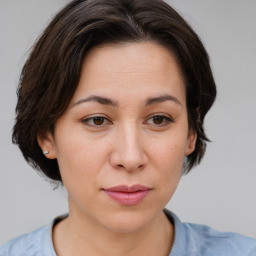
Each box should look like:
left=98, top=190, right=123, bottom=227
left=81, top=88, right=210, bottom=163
left=0, top=0, right=255, bottom=244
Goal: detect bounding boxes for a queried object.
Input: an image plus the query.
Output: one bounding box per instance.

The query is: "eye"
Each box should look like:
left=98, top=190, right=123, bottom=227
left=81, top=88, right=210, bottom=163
left=82, top=116, right=111, bottom=127
left=145, top=115, right=173, bottom=126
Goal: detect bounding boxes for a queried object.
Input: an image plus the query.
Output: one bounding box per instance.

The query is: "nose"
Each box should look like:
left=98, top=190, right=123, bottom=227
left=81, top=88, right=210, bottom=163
left=109, top=124, right=148, bottom=172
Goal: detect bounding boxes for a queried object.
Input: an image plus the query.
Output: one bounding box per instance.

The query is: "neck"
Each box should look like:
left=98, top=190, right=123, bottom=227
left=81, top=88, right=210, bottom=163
left=53, top=209, right=174, bottom=256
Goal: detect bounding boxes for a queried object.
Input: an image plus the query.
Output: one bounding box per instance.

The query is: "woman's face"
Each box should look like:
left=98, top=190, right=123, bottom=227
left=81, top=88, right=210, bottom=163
left=41, top=42, right=196, bottom=233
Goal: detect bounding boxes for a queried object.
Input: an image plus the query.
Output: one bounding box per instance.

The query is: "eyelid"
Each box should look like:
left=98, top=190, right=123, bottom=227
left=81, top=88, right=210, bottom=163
left=144, top=113, right=174, bottom=126
left=81, top=113, right=174, bottom=128
left=81, top=115, right=112, bottom=127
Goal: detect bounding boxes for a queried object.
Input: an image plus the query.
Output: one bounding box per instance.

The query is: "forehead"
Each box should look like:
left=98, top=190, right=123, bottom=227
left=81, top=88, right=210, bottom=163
left=71, top=41, right=186, bottom=104
left=82, top=41, right=183, bottom=77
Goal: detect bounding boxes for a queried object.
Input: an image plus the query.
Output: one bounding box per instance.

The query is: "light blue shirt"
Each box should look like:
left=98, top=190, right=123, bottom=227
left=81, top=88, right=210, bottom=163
left=1, top=210, right=256, bottom=256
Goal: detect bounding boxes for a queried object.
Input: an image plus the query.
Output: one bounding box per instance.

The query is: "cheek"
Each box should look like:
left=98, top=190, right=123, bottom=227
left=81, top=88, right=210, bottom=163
left=54, top=131, right=109, bottom=186
left=153, top=142, right=184, bottom=185
left=147, top=133, right=187, bottom=194
left=55, top=123, right=108, bottom=163
left=149, top=135, right=187, bottom=170
left=146, top=144, right=184, bottom=210
left=57, top=142, right=105, bottom=208
left=55, top=134, right=114, bottom=213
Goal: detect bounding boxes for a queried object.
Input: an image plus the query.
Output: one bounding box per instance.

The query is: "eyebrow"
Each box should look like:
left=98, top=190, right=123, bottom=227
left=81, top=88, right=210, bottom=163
left=73, top=95, right=118, bottom=107
left=72, top=94, right=181, bottom=108
left=145, top=94, right=182, bottom=106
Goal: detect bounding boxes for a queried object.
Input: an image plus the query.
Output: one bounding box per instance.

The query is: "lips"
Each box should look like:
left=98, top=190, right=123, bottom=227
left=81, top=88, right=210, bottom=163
left=102, top=185, right=151, bottom=206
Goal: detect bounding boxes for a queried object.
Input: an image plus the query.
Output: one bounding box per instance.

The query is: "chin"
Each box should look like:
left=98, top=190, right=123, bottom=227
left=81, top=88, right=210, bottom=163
left=100, top=207, right=160, bottom=234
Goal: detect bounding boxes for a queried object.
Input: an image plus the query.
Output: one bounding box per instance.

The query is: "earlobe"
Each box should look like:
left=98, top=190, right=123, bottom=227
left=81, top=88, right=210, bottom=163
left=37, top=131, right=57, bottom=159
left=185, top=130, right=197, bottom=156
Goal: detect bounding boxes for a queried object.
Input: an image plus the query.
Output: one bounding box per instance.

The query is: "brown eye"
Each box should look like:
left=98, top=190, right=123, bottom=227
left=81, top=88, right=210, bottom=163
left=145, top=115, right=173, bottom=127
left=82, top=116, right=110, bottom=127
left=152, top=116, right=164, bottom=124
left=93, top=117, right=105, bottom=125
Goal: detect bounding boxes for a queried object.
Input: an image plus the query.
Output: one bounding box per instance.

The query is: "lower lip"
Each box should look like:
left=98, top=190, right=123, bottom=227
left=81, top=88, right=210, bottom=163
left=103, top=190, right=150, bottom=206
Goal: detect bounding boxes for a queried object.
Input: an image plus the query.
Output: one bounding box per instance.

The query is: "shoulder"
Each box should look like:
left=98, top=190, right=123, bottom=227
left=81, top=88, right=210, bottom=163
left=185, top=222, right=256, bottom=256
left=0, top=223, right=56, bottom=256
left=164, top=209, right=256, bottom=256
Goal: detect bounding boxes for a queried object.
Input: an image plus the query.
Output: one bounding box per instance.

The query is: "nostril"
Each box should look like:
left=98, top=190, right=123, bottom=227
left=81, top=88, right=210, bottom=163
left=116, top=163, right=144, bottom=171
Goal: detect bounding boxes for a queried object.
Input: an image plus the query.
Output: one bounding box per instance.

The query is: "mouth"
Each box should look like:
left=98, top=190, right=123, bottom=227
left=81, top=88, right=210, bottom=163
left=102, top=185, right=152, bottom=206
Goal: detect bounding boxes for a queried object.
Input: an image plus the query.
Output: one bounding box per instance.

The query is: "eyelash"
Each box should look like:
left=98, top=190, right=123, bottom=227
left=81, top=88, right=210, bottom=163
left=145, top=115, right=174, bottom=126
left=82, top=114, right=174, bottom=128
left=82, top=116, right=111, bottom=127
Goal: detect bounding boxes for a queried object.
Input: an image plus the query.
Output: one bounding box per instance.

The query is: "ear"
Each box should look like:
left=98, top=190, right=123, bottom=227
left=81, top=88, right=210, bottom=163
left=185, top=129, right=197, bottom=156
left=37, top=131, right=57, bottom=159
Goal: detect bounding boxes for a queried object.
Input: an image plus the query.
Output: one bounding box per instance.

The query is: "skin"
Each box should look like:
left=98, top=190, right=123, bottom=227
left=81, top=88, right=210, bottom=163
left=38, top=42, right=196, bottom=256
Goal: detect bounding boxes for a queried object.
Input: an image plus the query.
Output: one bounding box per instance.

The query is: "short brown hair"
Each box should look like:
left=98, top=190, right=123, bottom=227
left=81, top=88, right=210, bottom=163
left=12, top=0, right=216, bottom=181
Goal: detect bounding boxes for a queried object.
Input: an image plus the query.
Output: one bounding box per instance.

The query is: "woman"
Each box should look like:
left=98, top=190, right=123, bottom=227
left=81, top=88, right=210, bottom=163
left=1, top=0, right=255, bottom=255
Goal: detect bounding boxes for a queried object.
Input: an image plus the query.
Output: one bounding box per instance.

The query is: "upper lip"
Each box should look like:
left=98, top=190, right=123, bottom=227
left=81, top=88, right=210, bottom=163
left=103, top=184, right=151, bottom=192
